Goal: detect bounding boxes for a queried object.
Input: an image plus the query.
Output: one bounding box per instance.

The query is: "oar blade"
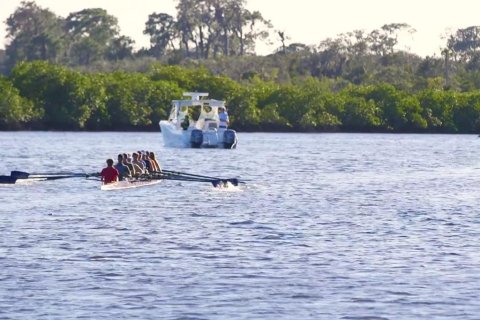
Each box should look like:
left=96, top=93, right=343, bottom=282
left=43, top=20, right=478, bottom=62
left=228, top=178, right=239, bottom=186
left=211, top=179, right=240, bottom=187
left=10, top=171, right=29, bottom=179
left=0, top=175, right=17, bottom=184
left=161, top=169, right=242, bottom=187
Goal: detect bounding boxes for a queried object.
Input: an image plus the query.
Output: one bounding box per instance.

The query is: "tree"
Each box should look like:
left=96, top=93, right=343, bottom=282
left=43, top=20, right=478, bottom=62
left=10, top=61, right=105, bottom=129
left=0, top=76, right=40, bottom=129
left=65, top=8, right=119, bottom=65
left=452, top=92, right=480, bottom=132
left=340, top=86, right=381, bottom=130
left=416, top=56, right=443, bottom=78
left=447, top=26, right=480, bottom=62
left=368, top=23, right=415, bottom=57
left=234, top=9, right=271, bottom=55
left=278, top=31, right=288, bottom=54
left=174, top=0, right=271, bottom=58
left=144, top=13, right=178, bottom=57
left=314, top=38, right=348, bottom=77
left=343, top=30, right=369, bottom=57
left=106, top=36, right=135, bottom=61
left=361, top=83, right=426, bottom=131
left=5, top=1, right=65, bottom=68
left=228, top=87, right=261, bottom=129
left=175, top=0, right=212, bottom=58
left=102, top=72, right=172, bottom=128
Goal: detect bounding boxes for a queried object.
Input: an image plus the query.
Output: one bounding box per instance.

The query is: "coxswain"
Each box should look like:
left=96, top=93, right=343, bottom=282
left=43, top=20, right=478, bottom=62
left=100, top=159, right=119, bottom=184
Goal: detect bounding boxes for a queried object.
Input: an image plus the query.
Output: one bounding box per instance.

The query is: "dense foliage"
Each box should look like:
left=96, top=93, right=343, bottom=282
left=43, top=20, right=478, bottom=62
left=2, top=1, right=480, bottom=132
left=2, top=0, right=270, bottom=68
left=1, top=60, right=480, bottom=133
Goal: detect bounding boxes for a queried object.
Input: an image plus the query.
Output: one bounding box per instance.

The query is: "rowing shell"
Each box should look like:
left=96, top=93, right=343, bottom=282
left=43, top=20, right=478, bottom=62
left=101, top=178, right=162, bottom=191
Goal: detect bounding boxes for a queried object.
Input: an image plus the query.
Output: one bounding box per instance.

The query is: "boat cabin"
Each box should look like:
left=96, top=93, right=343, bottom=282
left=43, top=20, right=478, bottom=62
left=160, top=92, right=237, bottom=149
left=167, top=92, right=226, bottom=131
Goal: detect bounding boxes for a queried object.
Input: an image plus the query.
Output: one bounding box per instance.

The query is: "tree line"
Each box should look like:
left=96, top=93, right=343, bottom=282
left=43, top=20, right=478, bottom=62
left=2, top=0, right=270, bottom=69
left=2, top=1, right=480, bottom=133
left=3, top=0, right=480, bottom=93
left=4, top=0, right=480, bottom=74
left=2, top=60, right=480, bottom=133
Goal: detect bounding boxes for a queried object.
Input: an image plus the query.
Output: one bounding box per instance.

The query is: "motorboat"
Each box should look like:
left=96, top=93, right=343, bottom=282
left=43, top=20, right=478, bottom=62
left=159, top=92, right=238, bottom=148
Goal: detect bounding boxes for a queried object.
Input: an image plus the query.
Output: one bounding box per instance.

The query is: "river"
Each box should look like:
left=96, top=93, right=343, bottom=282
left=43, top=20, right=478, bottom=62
left=1, top=132, right=479, bottom=319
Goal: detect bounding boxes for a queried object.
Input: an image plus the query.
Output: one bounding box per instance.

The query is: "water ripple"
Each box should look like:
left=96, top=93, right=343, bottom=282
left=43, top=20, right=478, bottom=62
left=1, top=132, right=480, bottom=319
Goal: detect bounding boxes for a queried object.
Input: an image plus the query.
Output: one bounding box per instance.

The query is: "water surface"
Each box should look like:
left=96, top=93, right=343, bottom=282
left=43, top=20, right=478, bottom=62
left=1, top=132, right=479, bottom=319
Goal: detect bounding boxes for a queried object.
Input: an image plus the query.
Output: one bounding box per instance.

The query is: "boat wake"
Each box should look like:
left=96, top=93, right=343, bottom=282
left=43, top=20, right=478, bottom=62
left=214, top=181, right=243, bottom=192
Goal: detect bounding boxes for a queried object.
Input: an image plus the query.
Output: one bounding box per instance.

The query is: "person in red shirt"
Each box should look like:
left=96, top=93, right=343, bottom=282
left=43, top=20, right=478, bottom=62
left=100, top=159, right=119, bottom=184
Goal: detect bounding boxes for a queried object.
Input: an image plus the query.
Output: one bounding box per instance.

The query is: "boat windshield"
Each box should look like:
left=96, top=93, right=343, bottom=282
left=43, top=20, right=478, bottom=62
left=199, top=103, right=218, bottom=121
left=168, top=103, right=177, bottom=121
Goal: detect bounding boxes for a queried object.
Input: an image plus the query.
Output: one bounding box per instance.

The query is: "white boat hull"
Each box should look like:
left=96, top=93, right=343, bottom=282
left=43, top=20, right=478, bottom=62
left=101, top=178, right=162, bottom=191
left=160, top=120, right=236, bottom=148
left=159, top=120, right=191, bottom=148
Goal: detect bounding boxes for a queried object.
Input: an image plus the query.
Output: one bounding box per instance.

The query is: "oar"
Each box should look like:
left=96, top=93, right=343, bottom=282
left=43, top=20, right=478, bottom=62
left=147, top=173, right=209, bottom=182
left=0, top=175, right=18, bottom=184
left=157, top=169, right=242, bottom=186
left=10, top=171, right=99, bottom=180
left=160, top=176, right=217, bottom=183
left=148, top=172, right=240, bottom=187
left=11, top=170, right=84, bottom=178
left=160, top=169, right=225, bottom=180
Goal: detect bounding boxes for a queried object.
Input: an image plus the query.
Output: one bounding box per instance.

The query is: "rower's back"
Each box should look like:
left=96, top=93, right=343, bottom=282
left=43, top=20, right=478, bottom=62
left=115, top=154, right=131, bottom=180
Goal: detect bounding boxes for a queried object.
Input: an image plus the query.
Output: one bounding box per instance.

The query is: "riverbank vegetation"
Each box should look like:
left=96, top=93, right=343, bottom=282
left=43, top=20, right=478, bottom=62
left=2, top=0, right=480, bottom=132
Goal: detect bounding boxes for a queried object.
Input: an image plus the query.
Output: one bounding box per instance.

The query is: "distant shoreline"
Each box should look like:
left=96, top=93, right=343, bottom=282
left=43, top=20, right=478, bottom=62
left=1, top=129, right=478, bottom=135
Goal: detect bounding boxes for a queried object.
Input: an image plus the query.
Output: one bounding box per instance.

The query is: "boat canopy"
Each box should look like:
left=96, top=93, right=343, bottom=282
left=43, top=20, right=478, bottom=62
left=159, top=91, right=238, bottom=148
left=167, top=92, right=226, bottom=123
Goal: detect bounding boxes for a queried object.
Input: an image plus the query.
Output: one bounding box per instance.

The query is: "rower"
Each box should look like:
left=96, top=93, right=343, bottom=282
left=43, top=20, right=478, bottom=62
left=122, top=153, right=135, bottom=174
left=100, top=159, right=119, bottom=184
left=149, top=151, right=161, bottom=172
left=131, top=152, right=145, bottom=175
left=137, top=151, right=147, bottom=169
left=143, top=152, right=153, bottom=173
left=114, top=154, right=131, bottom=181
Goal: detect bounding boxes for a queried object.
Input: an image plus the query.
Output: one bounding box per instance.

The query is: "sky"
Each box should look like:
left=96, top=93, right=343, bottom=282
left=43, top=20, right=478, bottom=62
left=1, top=0, right=480, bottom=57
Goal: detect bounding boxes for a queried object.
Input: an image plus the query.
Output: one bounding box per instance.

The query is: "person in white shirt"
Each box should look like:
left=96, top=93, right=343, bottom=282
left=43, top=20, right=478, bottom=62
left=218, top=107, right=229, bottom=128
